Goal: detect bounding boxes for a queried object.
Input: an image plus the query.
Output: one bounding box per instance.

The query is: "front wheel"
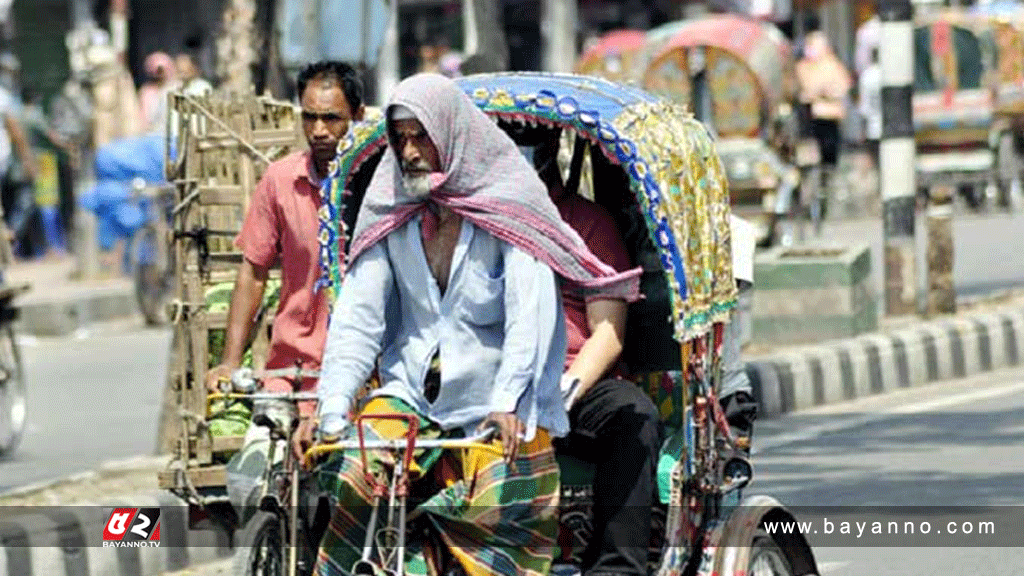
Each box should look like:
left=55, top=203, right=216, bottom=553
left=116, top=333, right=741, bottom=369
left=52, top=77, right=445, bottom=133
left=233, top=511, right=286, bottom=576
left=748, top=529, right=796, bottom=576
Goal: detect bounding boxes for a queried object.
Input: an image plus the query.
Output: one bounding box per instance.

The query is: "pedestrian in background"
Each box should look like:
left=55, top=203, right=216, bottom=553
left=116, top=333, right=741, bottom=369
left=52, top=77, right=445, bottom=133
left=796, top=30, right=852, bottom=192
left=137, top=52, right=176, bottom=134
left=22, top=89, right=71, bottom=257
left=174, top=53, right=213, bottom=96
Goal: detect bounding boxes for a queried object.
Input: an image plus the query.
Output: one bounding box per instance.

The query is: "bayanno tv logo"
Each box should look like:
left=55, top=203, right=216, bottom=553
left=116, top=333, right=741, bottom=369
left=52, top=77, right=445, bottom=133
left=102, top=508, right=161, bottom=548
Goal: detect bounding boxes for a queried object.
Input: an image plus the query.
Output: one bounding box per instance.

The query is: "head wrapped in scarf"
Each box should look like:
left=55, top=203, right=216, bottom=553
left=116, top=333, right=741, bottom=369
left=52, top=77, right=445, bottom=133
left=348, top=73, right=641, bottom=301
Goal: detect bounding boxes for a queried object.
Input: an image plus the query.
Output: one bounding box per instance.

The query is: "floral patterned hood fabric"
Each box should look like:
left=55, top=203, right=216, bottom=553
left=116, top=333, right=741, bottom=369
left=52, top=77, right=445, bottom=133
left=320, top=72, right=737, bottom=341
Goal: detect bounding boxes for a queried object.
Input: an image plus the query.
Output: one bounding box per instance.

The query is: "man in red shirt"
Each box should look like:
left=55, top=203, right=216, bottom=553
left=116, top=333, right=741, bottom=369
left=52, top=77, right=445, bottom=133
left=533, top=133, right=661, bottom=576
left=205, top=61, right=364, bottom=457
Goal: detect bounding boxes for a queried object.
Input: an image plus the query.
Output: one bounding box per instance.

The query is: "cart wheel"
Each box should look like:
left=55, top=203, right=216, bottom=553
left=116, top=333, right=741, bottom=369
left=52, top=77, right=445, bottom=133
left=0, top=324, right=26, bottom=456
left=748, top=529, right=796, bottom=576
left=233, top=511, right=286, bottom=576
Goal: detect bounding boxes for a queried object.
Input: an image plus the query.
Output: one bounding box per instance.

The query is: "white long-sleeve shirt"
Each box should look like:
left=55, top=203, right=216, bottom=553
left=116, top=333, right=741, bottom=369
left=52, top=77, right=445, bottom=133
left=318, top=215, right=570, bottom=440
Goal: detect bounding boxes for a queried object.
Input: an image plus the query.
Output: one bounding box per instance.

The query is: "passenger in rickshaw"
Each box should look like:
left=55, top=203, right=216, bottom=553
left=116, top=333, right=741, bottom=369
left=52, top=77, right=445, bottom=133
left=313, top=73, right=641, bottom=576
left=531, top=131, right=662, bottom=576
left=206, top=61, right=365, bottom=513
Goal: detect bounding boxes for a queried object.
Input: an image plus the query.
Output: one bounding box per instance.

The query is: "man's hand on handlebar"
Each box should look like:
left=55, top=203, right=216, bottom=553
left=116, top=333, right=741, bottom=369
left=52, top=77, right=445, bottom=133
left=478, top=412, right=524, bottom=465
left=205, top=364, right=236, bottom=393
left=293, top=417, right=318, bottom=465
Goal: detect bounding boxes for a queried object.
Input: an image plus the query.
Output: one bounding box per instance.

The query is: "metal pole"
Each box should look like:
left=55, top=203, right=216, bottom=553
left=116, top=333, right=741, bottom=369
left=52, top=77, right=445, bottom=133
left=375, top=0, right=399, bottom=105
left=879, top=0, right=917, bottom=316
left=541, top=0, right=576, bottom=73
left=360, top=0, right=371, bottom=67
left=305, top=0, right=318, bottom=63
left=70, top=0, right=92, bottom=27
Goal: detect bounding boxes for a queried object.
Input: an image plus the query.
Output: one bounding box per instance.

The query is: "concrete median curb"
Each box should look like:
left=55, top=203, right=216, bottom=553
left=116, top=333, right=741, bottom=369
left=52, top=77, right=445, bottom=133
left=16, top=285, right=139, bottom=338
left=745, top=307, right=1024, bottom=417
left=0, top=490, right=233, bottom=576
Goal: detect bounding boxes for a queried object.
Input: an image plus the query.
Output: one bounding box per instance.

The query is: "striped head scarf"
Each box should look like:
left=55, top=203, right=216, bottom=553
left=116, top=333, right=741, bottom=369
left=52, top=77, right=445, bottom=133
left=349, top=73, right=641, bottom=301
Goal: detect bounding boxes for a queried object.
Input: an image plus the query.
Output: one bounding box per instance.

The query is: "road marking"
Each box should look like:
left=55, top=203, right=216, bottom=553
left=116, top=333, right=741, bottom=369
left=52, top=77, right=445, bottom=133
left=753, top=380, right=1024, bottom=455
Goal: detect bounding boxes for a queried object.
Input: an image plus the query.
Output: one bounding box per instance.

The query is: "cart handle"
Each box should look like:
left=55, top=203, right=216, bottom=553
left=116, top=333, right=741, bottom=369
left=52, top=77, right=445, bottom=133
left=205, top=391, right=319, bottom=415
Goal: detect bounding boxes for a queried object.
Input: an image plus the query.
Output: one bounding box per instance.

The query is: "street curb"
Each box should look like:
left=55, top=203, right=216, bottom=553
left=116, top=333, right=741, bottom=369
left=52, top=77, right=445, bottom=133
left=745, top=306, right=1024, bottom=417
left=0, top=490, right=233, bottom=576
left=15, top=288, right=139, bottom=338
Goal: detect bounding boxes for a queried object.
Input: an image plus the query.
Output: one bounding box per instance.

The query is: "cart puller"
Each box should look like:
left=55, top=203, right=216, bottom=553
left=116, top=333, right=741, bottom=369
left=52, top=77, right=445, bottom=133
left=211, top=61, right=365, bottom=521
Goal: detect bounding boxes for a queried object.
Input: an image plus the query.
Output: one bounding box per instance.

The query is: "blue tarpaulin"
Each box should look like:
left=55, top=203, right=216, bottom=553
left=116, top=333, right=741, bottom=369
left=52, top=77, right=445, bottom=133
left=79, top=134, right=170, bottom=253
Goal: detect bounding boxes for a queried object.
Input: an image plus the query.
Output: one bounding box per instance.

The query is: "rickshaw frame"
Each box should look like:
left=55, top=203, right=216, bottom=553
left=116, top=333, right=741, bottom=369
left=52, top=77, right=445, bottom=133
left=314, top=71, right=818, bottom=576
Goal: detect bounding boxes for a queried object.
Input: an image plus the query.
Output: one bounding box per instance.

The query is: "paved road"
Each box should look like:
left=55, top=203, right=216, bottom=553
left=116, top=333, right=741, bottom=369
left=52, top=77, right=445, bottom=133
left=753, top=365, right=1024, bottom=575
left=0, top=326, right=171, bottom=492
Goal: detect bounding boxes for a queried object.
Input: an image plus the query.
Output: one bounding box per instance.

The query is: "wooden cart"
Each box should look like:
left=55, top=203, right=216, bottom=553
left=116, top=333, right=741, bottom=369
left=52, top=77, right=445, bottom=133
left=156, top=90, right=306, bottom=504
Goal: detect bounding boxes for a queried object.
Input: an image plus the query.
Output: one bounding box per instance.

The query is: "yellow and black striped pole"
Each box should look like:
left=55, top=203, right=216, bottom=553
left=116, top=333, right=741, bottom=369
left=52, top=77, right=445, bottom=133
left=879, top=0, right=918, bottom=316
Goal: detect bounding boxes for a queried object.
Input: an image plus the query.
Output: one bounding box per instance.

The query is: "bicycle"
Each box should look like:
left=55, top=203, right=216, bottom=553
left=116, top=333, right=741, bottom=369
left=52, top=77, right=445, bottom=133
left=127, top=178, right=176, bottom=325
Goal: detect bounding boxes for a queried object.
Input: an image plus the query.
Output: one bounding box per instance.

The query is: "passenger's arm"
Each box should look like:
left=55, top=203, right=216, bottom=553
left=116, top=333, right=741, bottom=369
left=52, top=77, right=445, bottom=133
left=317, top=243, right=395, bottom=436
left=565, top=297, right=627, bottom=405
left=204, top=258, right=268, bottom=391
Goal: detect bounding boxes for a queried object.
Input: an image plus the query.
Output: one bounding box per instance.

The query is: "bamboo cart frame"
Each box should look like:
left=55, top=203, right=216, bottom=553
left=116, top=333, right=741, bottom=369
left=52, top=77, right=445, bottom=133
left=157, top=90, right=306, bottom=499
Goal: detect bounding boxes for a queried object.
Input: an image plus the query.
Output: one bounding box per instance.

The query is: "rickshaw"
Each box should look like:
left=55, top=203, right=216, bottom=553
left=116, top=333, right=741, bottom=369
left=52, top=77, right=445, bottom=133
left=985, top=12, right=1024, bottom=207
left=912, top=10, right=1023, bottom=208
left=634, top=15, right=805, bottom=246
left=303, top=71, right=817, bottom=576
left=574, top=29, right=648, bottom=83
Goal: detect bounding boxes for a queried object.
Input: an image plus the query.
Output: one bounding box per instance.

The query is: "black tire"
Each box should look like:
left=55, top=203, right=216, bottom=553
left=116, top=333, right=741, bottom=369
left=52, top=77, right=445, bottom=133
left=0, top=323, right=25, bottom=456
left=131, top=225, right=172, bottom=326
left=233, top=511, right=285, bottom=576
left=748, top=529, right=796, bottom=576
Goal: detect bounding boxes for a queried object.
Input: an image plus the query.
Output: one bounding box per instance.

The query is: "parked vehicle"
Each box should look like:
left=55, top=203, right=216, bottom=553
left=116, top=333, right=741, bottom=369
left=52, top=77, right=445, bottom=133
left=129, top=179, right=176, bottom=325
left=913, top=10, right=1024, bottom=208
left=636, top=14, right=807, bottom=246
left=574, top=29, right=648, bottom=83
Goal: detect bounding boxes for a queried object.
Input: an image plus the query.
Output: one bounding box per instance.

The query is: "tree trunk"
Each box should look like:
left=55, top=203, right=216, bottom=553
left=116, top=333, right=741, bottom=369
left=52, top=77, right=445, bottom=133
left=218, top=0, right=257, bottom=94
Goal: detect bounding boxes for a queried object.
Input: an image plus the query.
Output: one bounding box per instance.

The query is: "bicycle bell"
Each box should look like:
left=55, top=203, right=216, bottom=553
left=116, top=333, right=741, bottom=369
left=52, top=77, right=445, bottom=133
left=231, top=367, right=258, bottom=393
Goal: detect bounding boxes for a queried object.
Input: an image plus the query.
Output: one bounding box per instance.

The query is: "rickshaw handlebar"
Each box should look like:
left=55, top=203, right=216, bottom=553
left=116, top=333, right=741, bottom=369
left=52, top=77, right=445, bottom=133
left=302, top=426, right=504, bottom=468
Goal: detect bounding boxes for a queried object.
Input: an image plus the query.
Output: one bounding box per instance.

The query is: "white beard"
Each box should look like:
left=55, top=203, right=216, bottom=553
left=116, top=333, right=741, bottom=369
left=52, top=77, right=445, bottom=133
left=402, top=173, right=433, bottom=199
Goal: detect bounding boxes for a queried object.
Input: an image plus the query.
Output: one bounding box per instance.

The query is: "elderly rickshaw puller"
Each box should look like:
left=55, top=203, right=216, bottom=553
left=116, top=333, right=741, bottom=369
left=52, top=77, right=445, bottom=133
left=312, top=73, right=641, bottom=576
